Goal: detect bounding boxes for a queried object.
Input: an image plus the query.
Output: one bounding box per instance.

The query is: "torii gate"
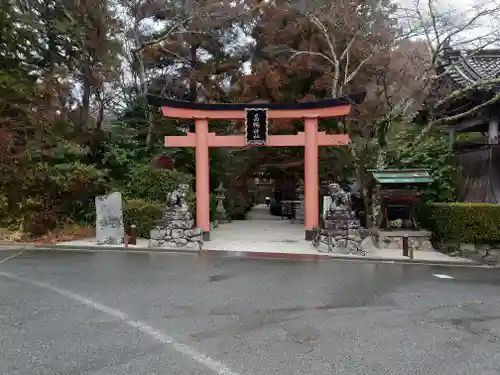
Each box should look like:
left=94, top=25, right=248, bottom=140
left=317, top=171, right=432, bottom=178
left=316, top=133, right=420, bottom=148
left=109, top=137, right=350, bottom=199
left=147, top=95, right=363, bottom=241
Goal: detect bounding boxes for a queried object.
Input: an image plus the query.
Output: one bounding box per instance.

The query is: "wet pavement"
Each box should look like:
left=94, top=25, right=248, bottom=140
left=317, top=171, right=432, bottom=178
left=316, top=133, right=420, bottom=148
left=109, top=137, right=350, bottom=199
left=1, top=249, right=500, bottom=375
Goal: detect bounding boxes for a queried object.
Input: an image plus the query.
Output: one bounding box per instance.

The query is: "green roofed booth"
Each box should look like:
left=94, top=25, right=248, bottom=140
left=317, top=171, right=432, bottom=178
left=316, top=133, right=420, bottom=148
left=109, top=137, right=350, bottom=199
left=368, top=169, right=433, bottom=230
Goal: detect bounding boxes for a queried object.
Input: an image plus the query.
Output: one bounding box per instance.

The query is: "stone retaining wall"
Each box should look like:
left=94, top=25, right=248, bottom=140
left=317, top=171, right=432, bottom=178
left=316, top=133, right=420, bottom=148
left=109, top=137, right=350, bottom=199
left=149, top=206, right=203, bottom=250
left=445, top=243, right=500, bottom=265
left=372, top=230, right=433, bottom=251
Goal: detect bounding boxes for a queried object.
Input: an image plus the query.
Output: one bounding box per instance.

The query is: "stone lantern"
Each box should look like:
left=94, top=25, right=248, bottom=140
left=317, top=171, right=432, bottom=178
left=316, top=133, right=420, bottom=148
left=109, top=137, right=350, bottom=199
left=214, top=182, right=227, bottom=223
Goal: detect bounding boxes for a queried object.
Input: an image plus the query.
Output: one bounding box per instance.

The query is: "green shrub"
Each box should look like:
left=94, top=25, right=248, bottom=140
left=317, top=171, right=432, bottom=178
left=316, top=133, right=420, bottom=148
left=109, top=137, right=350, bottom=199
left=121, top=165, right=193, bottom=203
left=3, top=162, right=108, bottom=235
left=189, top=194, right=220, bottom=222
left=230, top=195, right=247, bottom=220
left=123, top=199, right=164, bottom=238
left=0, top=193, right=15, bottom=229
left=386, top=128, right=458, bottom=202
left=224, top=199, right=234, bottom=220
left=422, top=203, right=500, bottom=244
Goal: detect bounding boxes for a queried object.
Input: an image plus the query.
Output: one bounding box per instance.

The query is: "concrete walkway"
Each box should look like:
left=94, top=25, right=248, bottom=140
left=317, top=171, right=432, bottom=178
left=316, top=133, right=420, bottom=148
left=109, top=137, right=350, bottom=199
left=208, top=204, right=319, bottom=254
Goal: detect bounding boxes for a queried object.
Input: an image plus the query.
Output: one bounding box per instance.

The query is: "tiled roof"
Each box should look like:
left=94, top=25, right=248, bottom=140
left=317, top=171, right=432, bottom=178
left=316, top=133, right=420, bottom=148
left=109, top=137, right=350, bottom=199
left=412, top=49, right=500, bottom=124
left=438, top=49, right=500, bottom=89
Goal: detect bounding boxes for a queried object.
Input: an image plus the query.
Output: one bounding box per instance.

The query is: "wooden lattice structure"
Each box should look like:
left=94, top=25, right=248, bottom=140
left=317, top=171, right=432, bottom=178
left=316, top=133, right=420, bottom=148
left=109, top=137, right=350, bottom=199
left=455, top=145, right=500, bottom=203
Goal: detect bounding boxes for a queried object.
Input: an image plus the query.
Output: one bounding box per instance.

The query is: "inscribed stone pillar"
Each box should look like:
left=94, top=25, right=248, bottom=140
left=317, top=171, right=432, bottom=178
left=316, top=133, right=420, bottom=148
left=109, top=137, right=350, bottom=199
left=95, top=192, right=124, bottom=245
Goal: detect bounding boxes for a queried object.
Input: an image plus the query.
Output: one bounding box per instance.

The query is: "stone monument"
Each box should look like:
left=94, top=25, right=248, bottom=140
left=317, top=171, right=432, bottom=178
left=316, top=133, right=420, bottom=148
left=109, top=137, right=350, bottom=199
left=149, top=184, right=203, bottom=250
left=95, top=192, right=125, bottom=245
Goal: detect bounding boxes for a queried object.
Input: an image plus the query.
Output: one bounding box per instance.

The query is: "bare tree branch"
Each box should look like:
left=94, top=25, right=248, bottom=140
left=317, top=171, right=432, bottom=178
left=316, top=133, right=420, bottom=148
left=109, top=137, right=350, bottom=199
left=340, top=37, right=356, bottom=61
left=288, top=50, right=335, bottom=66
left=433, top=77, right=500, bottom=109
left=134, top=17, right=193, bottom=52
left=430, top=91, right=500, bottom=126
left=344, top=47, right=380, bottom=85
left=428, top=0, right=441, bottom=48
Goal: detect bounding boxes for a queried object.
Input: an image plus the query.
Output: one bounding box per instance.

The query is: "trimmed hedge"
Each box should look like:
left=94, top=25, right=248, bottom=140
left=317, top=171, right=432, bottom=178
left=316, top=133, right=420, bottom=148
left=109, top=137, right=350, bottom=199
left=423, top=203, right=500, bottom=244
left=123, top=199, right=163, bottom=238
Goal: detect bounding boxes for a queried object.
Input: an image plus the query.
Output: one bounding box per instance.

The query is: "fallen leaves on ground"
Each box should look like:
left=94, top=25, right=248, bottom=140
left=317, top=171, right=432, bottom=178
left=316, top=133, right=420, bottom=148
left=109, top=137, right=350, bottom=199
left=0, top=225, right=95, bottom=244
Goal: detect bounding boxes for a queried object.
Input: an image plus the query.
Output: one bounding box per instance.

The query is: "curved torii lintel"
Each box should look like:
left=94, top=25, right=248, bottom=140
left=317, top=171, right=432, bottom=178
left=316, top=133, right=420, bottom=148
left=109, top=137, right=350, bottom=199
left=146, top=93, right=365, bottom=119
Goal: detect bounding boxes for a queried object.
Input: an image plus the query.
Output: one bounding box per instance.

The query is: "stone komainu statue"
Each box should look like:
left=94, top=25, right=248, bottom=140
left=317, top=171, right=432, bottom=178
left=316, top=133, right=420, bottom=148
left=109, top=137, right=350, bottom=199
left=328, top=183, right=350, bottom=211
left=166, top=184, right=189, bottom=208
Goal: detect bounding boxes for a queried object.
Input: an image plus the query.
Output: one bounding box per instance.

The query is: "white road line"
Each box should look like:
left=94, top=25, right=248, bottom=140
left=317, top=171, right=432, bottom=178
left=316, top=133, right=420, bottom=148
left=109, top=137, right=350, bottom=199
left=0, top=271, right=240, bottom=375
left=0, top=251, right=24, bottom=264
left=433, top=274, right=454, bottom=279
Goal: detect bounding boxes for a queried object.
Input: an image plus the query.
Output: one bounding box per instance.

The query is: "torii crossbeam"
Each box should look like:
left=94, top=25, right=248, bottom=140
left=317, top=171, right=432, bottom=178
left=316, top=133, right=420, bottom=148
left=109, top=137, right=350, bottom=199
left=147, top=94, right=364, bottom=241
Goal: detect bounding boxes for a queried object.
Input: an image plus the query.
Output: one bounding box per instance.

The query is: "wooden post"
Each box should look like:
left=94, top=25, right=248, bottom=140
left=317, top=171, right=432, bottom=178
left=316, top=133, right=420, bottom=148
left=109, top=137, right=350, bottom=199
left=402, top=234, right=409, bottom=257
left=129, top=224, right=137, bottom=245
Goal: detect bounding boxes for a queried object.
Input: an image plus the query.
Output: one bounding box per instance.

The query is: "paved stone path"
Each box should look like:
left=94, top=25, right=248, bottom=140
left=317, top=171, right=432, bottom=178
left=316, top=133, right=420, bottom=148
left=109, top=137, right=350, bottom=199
left=246, top=204, right=283, bottom=220
left=208, top=204, right=319, bottom=254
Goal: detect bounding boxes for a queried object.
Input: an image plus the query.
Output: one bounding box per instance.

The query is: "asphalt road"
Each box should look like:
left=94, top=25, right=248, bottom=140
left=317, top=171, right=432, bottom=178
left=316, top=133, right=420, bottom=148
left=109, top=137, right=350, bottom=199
left=1, top=249, right=500, bottom=375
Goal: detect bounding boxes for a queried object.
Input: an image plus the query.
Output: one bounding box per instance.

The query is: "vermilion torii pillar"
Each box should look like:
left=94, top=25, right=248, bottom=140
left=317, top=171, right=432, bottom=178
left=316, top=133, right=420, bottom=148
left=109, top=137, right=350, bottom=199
left=147, top=95, right=362, bottom=241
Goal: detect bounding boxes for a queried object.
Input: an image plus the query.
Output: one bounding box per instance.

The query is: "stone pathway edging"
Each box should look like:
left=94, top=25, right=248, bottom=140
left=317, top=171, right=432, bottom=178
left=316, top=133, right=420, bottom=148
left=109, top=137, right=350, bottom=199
left=32, top=244, right=200, bottom=254
left=327, top=254, right=482, bottom=267
left=6, top=244, right=485, bottom=267
left=0, top=243, right=38, bottom=250
left=200, top=249, right=485, bottom=267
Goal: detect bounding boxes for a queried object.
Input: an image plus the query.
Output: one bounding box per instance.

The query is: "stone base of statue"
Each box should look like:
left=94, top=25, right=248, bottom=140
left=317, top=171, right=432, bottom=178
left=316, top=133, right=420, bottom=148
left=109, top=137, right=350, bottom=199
left=372, top=229, right=434, bottom=251
left=149, top=206, right=203, bottom=251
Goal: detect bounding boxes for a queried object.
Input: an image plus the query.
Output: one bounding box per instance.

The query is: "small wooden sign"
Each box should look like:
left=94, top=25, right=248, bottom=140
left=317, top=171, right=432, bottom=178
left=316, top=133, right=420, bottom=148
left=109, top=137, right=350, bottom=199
left=245, top=108, right=268, bottom=146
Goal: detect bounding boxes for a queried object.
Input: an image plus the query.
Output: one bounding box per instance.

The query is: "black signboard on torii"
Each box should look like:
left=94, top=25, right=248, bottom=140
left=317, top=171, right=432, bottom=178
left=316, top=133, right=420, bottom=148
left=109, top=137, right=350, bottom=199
left=245, top=108, right=268, bottom=146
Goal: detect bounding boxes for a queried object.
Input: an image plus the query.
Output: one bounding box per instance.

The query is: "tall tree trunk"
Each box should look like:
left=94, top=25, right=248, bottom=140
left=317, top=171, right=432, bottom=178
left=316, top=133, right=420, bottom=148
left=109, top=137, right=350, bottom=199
left=134, top=20, right=154, bottom=150
left=96, top=90, right=104, bottom=131
left=189, top=43, right=198, bottom=102
left=188, top=43, right=199, bottom=132
left=80, top=61, right=91, bottom=130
